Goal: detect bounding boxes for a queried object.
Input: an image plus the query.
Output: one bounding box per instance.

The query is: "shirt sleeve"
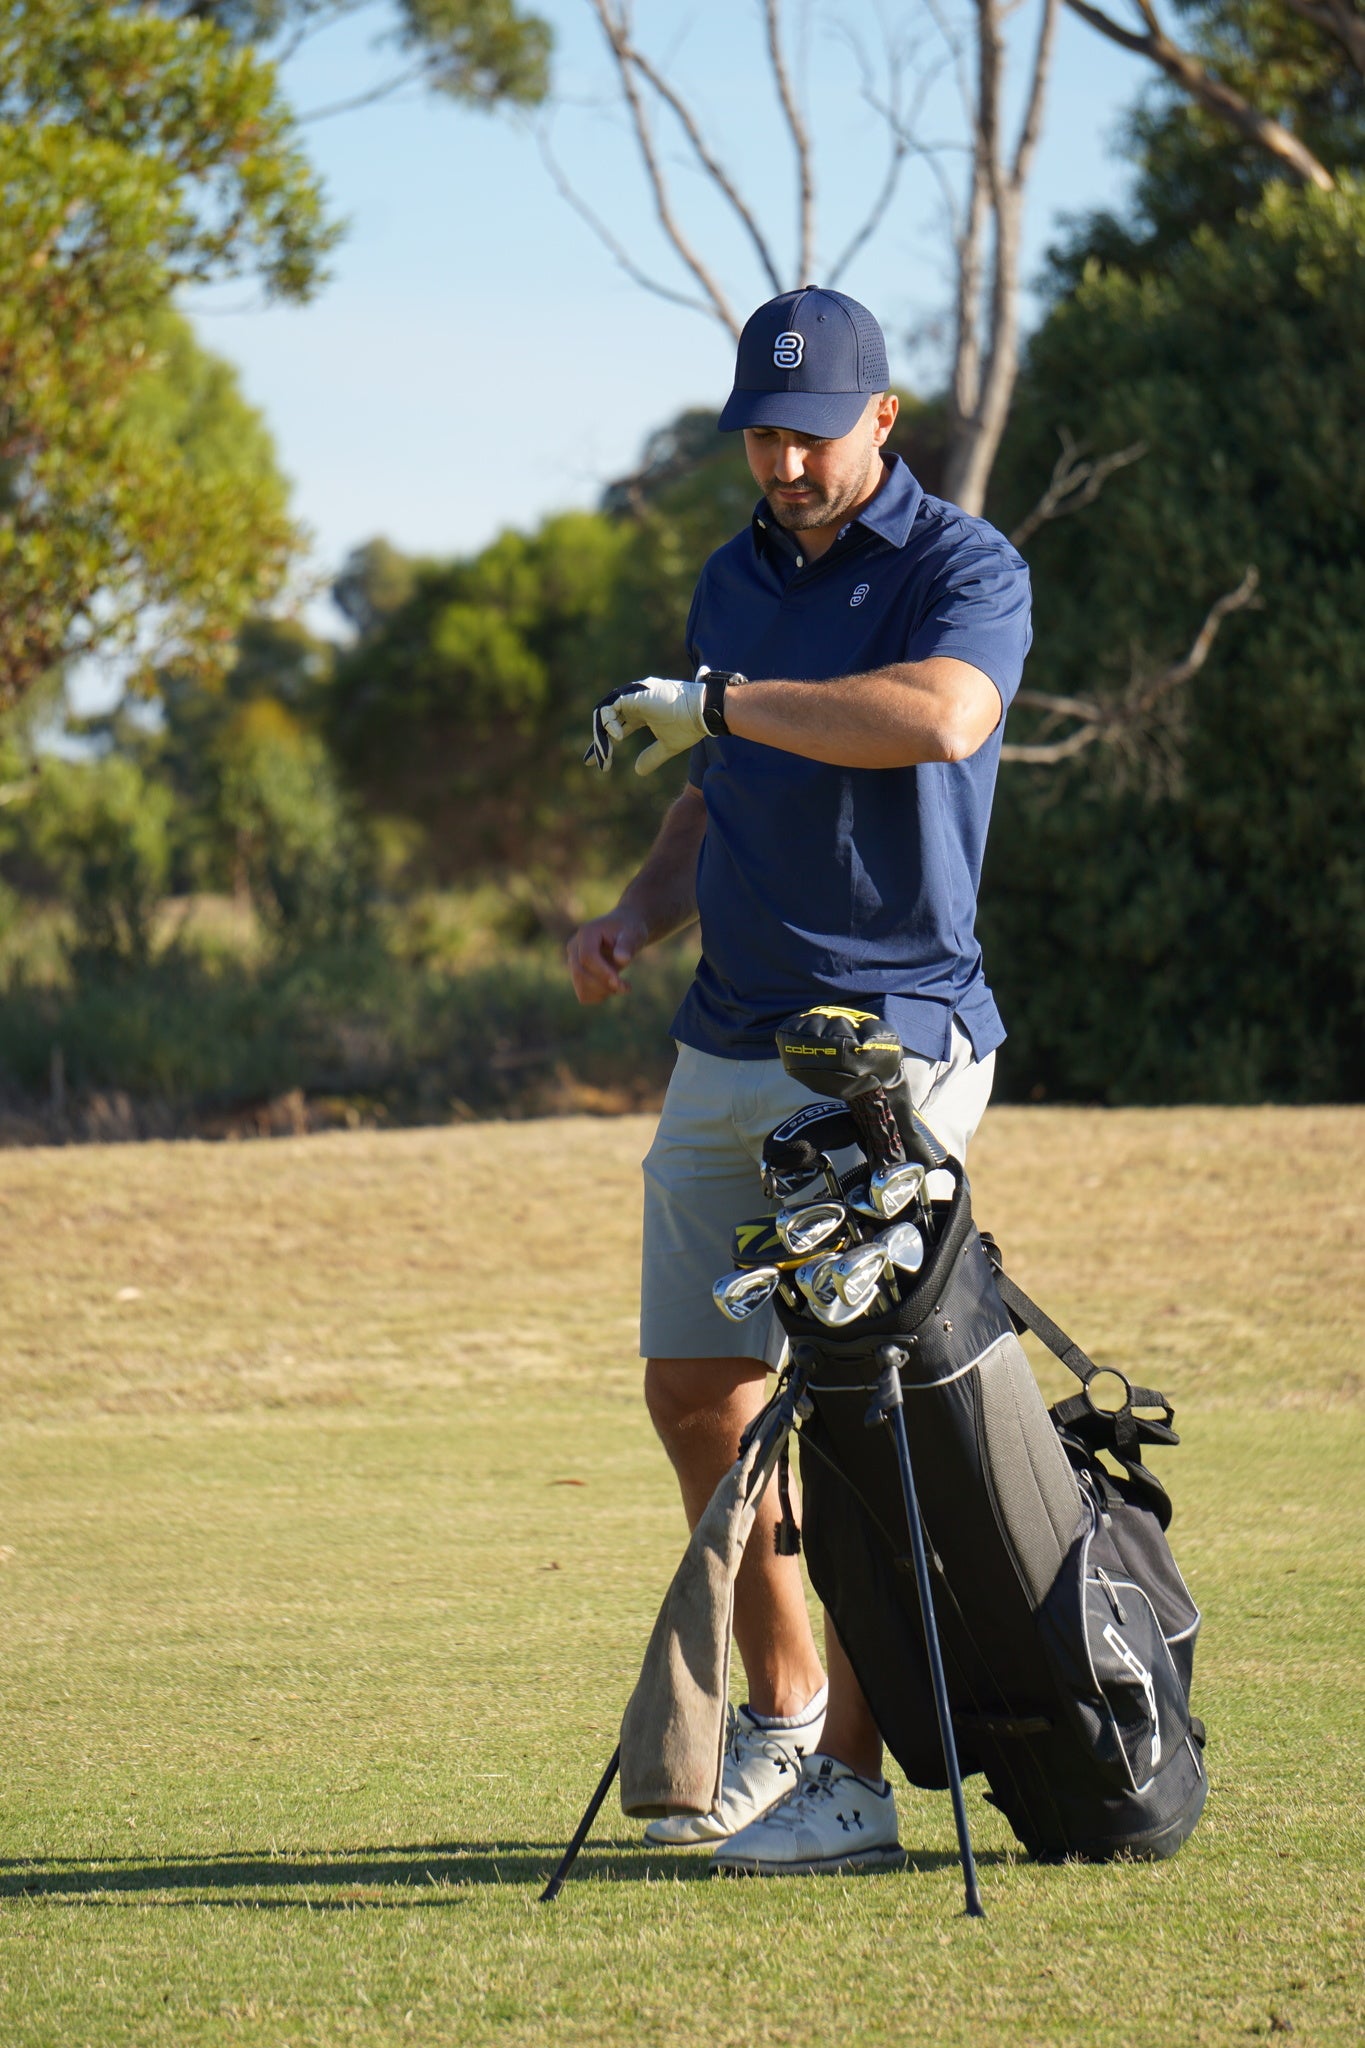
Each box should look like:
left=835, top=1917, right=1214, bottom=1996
left=903, top=533, right=1033, bottom=713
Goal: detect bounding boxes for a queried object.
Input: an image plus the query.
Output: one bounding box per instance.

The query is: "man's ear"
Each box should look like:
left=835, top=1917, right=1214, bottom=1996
left=871, top=391, right=899, bottom=446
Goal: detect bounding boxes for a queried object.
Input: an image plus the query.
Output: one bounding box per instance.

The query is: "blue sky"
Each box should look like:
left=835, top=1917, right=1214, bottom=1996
left=188, top=1, right=1147, bottom=604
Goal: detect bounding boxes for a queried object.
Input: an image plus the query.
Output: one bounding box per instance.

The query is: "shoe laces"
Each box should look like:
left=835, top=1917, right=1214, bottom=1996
left=754, top=1760, right=856, bottom=1835
left=723, top=1704, right=803, bottom=1783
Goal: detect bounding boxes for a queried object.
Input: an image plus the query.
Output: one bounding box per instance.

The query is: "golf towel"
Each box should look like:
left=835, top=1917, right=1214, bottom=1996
left=619, top=1416, right=784, bottom=1818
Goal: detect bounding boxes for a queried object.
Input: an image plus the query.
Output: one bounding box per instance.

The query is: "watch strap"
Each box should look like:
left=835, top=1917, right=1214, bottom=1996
left=702, top=668, right=745, bottom=736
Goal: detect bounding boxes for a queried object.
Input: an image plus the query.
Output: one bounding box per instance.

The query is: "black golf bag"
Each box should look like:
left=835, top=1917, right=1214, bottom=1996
left=779, top=1147, right=1207, bottom=1862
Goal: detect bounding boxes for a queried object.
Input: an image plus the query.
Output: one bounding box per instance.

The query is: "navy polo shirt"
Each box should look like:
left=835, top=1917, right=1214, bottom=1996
left=670, top=453, right=1031, bottom=1064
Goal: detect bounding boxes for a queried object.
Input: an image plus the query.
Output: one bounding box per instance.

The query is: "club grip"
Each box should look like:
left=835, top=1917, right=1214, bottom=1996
left=884, top=1069, right=949, bottom=1170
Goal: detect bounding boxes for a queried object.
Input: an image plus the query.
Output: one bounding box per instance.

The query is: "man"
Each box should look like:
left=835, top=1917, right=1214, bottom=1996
left=566, top=287, right=1030, bottom=1876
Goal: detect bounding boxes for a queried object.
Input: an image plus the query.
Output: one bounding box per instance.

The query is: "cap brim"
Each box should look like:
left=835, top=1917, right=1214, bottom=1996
left=717, top=387, right=872, bottom=438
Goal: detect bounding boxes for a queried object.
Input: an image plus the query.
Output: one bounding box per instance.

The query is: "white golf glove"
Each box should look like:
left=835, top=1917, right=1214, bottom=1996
left=584, top=675, right=707, bottom=777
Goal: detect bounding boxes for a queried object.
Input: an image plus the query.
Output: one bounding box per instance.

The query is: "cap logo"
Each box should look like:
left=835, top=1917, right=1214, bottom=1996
left=850, top=583, right=870, bottom=607
left=773, top=330, right=805, bottom=369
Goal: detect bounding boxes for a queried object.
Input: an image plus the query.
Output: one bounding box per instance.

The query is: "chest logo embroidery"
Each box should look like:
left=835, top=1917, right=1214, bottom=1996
left=773, top=330, right=805, bottom=368
left=850, top=583, right=870, bottom=607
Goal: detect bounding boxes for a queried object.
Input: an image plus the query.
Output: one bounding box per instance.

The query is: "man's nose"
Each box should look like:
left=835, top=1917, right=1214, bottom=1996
left=772, top=444, right=806, bottom=483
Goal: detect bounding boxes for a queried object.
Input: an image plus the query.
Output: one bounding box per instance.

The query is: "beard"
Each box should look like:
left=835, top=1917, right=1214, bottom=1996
left=763, top=469, right=870, bottom=533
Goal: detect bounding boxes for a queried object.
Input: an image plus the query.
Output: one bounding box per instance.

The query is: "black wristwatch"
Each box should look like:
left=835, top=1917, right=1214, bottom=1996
left=701, top=668, right=746, bottom=736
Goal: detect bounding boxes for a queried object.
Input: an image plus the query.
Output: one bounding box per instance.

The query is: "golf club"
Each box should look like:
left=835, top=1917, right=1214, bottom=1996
left=712, top=1266, right=782, bottom=1322
left=828, top=1241, right=892, bottom=1308
left=877, top=1217, right=925, bottom=1275
left=775, top=1199, right=847, bottom=1255
left=869, top=1160, right=927, bottom=1220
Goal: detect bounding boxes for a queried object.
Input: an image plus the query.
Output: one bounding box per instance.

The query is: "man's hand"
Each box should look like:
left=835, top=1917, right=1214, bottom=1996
left=566, top=908, right=650, bottom=1004
left=584, top=676, right=707, bottom=776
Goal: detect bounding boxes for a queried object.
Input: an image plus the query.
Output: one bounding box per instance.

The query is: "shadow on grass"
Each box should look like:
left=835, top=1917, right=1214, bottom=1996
left=0, top=1840, right=1012, bottom=1904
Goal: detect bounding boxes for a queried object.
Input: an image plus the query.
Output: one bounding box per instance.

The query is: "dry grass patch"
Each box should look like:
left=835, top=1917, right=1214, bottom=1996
left=1, top=1105, right=1360, bottom=1419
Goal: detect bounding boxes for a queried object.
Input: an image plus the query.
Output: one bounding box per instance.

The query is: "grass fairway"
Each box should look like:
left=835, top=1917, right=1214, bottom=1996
left=1, top=1107, right=1363, bottom=2047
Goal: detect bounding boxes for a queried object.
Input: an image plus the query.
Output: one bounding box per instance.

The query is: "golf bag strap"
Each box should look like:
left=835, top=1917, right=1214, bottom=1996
left=984, top=1256, right=1168, bottom=1409
left=982, top=1253, right=1174, bottom=1460
left=774, top=1434, right=801, bottom=1555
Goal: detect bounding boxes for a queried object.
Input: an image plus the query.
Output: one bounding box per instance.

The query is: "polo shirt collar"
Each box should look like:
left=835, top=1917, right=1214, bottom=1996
left=855, top=453, right=922, bottom=546
left=750, top=452, right=923, bottom=560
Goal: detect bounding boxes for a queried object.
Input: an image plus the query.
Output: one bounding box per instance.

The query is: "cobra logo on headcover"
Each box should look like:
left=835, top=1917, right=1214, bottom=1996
left=773, top=330, right=805, bottom=369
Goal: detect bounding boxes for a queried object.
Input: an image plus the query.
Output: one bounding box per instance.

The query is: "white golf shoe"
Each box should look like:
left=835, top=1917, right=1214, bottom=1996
left=643, top=1691, right=827, bottom=1846
left=710, top=1753, right=906, bottom=1876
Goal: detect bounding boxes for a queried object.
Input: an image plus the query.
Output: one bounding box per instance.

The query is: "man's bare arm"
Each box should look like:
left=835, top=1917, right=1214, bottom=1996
left=724, top=657, right=1002, bottom=769
left=566, top=785, right=706, bottom=1004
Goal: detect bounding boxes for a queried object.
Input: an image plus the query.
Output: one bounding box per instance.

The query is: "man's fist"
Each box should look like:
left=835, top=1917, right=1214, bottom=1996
left=566, top=909, right=649, bottom=1004
left=584, top=676, right=707, bottom=776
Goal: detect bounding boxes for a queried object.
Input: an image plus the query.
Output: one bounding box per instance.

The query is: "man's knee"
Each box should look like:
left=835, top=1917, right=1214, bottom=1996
left=643, top=1355, right=769, bottom=1443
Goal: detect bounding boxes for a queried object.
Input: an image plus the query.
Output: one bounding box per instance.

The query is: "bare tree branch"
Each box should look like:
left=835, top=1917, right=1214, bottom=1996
left=944, top=0, right=1061, bottom=516
left=1001, top=567, right=1260, bottom=764
left=829, top=29, right=959, bottom=285
left=1281, top=0, right=1365, bottom=76
left=763, top=0, right=815, bottom=284
left=1013, top=0, right=1059, bottom=186
left=273, top=0, right=379, bottom=70
left=1009, top=429, right=1148, bottom=548
left=297, top=63, right=426, bottom=123
left=623, top=45, right=785, bottom=294
left=535, top=126, right=718, bottom=319
left=585, top=0, right=741, bottom=336
left=923, top=0, right=977, bottom=131
left=1064, top=0, right=1336, bottom=188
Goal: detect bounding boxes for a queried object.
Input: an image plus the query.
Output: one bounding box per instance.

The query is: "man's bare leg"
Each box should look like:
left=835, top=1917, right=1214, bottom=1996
left=820, top=1614, right=885, bottom=1780
left=644, top=1356, right=825, bottom=1719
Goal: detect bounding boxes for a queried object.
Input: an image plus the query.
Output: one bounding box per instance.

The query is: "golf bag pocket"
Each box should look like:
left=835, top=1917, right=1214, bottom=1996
left=1092, top=1476, right=1201, bottom=1697
left=1041, top=1496, right=1192, bottom=1795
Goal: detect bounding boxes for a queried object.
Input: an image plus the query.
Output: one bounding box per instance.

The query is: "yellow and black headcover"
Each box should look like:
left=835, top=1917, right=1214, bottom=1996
left=777, top=1006, right=904, bottom=1101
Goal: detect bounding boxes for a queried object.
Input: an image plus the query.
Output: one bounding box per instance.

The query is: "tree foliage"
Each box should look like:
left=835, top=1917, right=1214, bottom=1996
left=0, top=0, right=339, bottom=706
left=328, top=510, right=670, bottom=880
left=1051, top=0, right=1365, bottom=287
left=188, top=0, right=551, bottom=107
left=985, top=157, right=1365, bottom=1099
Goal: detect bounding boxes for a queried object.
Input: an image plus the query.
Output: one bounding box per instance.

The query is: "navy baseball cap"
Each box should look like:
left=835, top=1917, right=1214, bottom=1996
left=718, top=287, right=890, bottom=437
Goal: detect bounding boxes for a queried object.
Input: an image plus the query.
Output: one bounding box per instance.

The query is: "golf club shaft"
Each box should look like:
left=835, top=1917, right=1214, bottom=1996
left=539, top=1744, right=621, bottom=1903
left=885, top=1396, right=985, bottom=1919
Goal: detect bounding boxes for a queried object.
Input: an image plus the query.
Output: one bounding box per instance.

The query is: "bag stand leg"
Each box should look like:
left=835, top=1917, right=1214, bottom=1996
left=872, top=1344, right=985, bottom=1919
left=540, top=1745, right=621, bottom=1903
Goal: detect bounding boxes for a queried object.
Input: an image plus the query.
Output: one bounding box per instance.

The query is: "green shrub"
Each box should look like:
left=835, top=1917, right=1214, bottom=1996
left=214, top=703, right=374, bottom=950
left=26, top=756, right=173, bottom=972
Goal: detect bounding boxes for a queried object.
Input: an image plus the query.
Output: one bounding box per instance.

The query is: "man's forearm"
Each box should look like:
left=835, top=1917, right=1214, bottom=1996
left=617, top=788, right=706, bottom=943
left=724, top=658, right=1001, bottom=769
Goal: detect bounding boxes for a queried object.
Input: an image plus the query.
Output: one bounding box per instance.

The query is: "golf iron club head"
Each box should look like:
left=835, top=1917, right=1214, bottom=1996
left=828, top=1242, right=893, bottom=1308
left=774, top=1200, right=847, bottom=1256
left=712, top=1266, right=782, bottom=1323
left=869, top=1161, right=927, bottom=1220
left=878, top=1218, right=925, bottom=1275
left=794, top=1253, right=873, bottom=1327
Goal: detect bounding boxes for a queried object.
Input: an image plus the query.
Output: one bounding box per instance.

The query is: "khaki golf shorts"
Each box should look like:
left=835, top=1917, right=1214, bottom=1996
left=640, top=1022, right=994, bottom=1365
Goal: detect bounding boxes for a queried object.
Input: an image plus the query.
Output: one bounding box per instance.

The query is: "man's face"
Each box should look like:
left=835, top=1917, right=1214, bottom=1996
left=743, top=393, right=897, bottom=533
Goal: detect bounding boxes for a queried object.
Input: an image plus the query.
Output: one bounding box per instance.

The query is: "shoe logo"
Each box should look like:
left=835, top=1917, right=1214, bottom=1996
left=836, top=1809, right=864, bottom=1833
left=850, top=583, right=870, bottom=606
left=773, top=330, right=805, bottom=369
